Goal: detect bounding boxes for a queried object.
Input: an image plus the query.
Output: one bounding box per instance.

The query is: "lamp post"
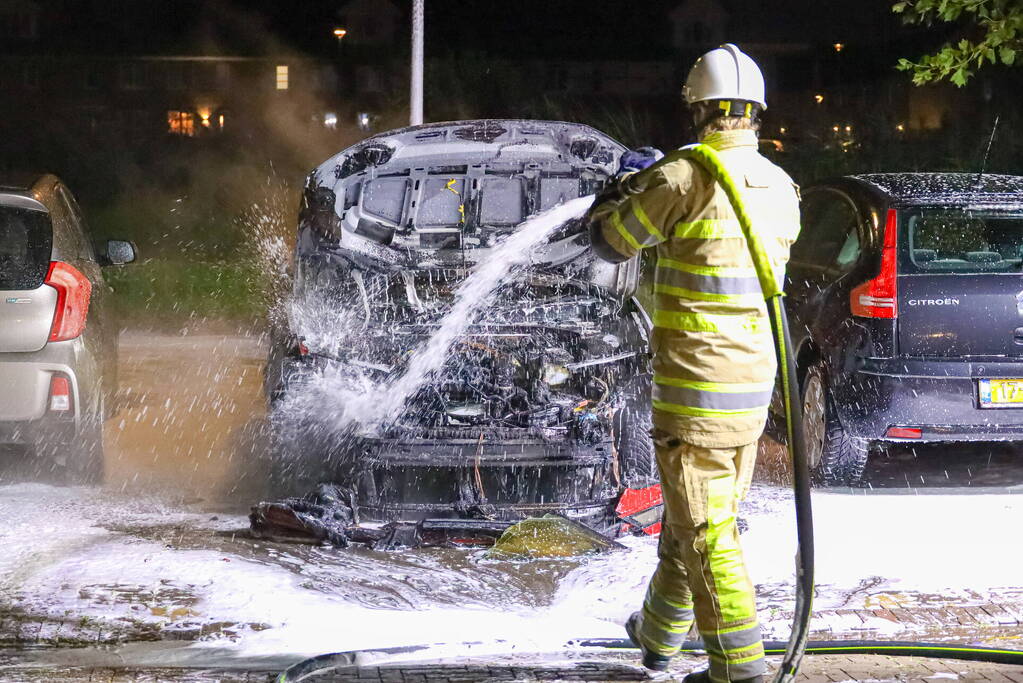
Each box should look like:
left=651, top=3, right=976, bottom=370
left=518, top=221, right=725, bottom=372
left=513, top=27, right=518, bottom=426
left=410, top=0, right=424, bottom=126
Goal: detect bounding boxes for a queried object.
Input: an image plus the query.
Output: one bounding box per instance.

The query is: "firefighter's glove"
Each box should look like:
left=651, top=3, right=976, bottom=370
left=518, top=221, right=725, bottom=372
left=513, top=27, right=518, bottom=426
left=596, top=146, right=664, bottom=204
left=618, top=147, right=664, bottom=174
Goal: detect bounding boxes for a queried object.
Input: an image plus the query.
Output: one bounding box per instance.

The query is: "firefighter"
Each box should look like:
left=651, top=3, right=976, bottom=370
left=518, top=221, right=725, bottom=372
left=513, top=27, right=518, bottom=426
left=586, top=44, right=800, bottom=683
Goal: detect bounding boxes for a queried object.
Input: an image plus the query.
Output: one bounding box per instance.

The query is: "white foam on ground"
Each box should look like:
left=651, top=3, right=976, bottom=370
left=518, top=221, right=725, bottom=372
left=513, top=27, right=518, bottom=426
left=2, top=482, right=1021, bottom=665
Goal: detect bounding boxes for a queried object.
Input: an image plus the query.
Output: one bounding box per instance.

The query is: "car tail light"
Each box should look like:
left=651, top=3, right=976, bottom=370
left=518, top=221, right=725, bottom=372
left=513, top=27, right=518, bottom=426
left=49, top=375, right=73, bottom=413
left=886, top=426, right=922, bottom=439
left=851, top=209, right=898, bottom=319
left=45, top=261, right=92, bottom=341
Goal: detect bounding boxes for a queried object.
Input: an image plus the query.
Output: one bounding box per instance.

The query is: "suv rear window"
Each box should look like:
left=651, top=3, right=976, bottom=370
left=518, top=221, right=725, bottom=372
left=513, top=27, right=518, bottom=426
left=0, top=206, right=52, bottom=290
left=901, top=207, right=1023, bottom=274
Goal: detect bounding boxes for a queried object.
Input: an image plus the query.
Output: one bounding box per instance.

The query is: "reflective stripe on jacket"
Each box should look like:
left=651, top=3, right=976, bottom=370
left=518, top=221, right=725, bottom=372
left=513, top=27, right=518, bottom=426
left=590, top=129, right=800, bottom=447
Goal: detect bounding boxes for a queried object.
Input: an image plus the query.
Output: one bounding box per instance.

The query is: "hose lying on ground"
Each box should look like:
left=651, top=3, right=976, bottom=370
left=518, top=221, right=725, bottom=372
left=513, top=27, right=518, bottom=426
left=275, top=639, right=1023, bottom=682
left=574, top=638, right=1023, bottom=667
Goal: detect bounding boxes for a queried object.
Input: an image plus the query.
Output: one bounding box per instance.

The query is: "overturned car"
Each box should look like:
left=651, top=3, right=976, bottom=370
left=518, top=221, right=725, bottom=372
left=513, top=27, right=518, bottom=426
left=265, top=120, right=660, bottom=536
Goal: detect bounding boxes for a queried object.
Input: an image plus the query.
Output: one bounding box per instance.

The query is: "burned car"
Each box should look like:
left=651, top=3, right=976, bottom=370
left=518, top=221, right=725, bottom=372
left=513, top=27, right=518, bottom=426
left=265, top=120, right=658, bottom=535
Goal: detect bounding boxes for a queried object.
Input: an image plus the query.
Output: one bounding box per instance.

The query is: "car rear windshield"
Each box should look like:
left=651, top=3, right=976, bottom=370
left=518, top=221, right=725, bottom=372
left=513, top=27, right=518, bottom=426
left=0, top=206, right=52, bottom=289
left=900, top=207, right=1023, bottom=274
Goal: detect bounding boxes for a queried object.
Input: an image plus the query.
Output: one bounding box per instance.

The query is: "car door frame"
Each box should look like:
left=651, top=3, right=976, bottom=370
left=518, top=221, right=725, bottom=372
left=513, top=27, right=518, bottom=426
left=786, top=184, right=873, bottom=376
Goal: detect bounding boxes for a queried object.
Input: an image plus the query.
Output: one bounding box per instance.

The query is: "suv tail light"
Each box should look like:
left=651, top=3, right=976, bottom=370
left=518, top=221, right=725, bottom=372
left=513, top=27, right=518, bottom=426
left=49, top=374, right=73, bottom=413
left=45, top=261, right=92, bottom=341
left=886, top=426, right=921, bottom=439
left=851, top=209, right=898, bottom=319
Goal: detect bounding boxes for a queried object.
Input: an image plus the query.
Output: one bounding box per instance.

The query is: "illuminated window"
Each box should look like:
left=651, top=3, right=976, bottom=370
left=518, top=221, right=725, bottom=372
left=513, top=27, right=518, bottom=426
left=275, top=65, right=289, bottom=90
left=167, top=110, right=195, bottom=137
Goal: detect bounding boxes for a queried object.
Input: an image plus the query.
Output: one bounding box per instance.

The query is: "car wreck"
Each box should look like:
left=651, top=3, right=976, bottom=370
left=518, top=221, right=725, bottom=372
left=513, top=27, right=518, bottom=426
left=263, top=120, right=662, bottom=541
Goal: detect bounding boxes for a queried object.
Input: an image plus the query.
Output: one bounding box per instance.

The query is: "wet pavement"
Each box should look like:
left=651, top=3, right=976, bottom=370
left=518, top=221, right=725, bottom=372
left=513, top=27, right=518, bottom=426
left=1, top=331, right=1022, bottom=681
left=3, top=652, right=1023, bottom=682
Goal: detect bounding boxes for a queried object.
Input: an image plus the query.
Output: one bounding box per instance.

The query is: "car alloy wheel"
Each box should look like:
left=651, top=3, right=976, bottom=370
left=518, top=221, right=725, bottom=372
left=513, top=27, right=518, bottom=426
left=801, top=371, right=826, bottom=471
left=799, top=361, right=870, bottom=486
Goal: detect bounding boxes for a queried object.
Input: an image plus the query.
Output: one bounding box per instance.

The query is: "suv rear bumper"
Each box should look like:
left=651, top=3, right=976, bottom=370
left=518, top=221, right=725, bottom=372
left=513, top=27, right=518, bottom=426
left=0, top=416, right=77, bottom=446
left=842, top=358, right=1023, bottom=443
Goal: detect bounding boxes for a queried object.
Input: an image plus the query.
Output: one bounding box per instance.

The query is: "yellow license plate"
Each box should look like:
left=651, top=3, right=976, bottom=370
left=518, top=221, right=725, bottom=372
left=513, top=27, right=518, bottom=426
left=979, top=379, right=1023, bottom=406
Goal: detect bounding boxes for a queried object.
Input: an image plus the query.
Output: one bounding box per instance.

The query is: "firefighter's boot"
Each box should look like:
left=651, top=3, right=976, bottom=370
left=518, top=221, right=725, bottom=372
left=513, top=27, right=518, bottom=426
left=625, top=611, right=672, bottom=672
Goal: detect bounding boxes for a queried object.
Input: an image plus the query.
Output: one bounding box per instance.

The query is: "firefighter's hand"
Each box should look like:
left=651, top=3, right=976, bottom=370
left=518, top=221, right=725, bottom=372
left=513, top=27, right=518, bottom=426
left=618, top=147, right=664, bottom=174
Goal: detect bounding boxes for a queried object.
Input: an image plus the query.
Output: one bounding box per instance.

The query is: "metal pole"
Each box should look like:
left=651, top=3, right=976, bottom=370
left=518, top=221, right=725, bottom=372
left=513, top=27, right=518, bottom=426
left=410, top=0, right=424, bottom=126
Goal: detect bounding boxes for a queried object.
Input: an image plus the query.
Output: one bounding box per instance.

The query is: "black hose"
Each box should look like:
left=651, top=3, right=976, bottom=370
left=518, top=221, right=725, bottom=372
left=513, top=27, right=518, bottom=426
left=275, top=645, right=433, bottom=683
left=572, top=638, right=1023, bottom=666
left=276, top=637, right=1023, bottom=682
left=767, top=297, right=815, bottom=683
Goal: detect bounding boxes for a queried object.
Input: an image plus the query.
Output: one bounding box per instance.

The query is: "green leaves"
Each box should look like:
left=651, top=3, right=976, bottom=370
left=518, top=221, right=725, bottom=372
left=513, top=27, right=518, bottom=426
left=893, top=0, right=1022, bottom=85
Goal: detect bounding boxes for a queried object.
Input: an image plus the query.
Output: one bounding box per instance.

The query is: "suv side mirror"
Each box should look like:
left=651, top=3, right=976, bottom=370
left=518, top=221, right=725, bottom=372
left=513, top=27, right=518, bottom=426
left=102, top=239, right=137, bottom=266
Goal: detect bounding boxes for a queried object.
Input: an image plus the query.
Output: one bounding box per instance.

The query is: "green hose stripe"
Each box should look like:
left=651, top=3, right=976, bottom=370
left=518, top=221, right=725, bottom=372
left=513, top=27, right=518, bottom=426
left=800, top=646, right=1017, bottom=654
left=771, top=298, right=796, bottom=447
left=678, top=144, right=781, bottom=299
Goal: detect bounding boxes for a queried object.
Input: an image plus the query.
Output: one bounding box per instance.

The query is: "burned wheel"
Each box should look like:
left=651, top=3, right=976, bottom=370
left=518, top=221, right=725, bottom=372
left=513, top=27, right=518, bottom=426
left=613, top=380, right=657, bottom=488
left=801, top=362, right=868, bottom=486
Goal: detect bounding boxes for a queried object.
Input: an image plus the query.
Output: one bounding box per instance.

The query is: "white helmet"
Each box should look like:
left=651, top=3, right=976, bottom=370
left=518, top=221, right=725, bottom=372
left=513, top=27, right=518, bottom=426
left=683, top=43, right=767, bottom=110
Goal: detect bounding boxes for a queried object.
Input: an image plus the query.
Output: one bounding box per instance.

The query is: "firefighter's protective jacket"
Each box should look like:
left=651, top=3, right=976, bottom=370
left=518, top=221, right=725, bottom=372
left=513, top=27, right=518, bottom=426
left=590, top=129, right=800, bottom=448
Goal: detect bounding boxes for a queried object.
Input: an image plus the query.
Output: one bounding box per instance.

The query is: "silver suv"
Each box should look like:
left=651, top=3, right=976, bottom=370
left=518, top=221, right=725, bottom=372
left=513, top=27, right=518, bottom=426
left=0, top=174, right=136, bottom=483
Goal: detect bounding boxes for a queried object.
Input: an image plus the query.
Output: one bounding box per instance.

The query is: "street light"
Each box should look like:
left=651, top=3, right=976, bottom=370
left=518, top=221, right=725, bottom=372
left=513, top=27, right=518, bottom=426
left=410, top=0, right=424, bottom=125
left=814, top=93, right=824, bottom=104
left=833, top=42, right=845, bottom=53
left=333, top=28, right=347, bottom=40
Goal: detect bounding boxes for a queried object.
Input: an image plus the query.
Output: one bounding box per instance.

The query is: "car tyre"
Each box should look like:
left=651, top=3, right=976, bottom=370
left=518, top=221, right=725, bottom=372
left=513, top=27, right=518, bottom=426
left=614, top=379, right=658, bottom=488
left=801, top=362, right=868, bottom=486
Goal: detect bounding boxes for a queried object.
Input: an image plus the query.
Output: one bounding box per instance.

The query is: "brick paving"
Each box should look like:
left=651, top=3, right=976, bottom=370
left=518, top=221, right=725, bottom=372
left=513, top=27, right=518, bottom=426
left=2, top=598, right=1022, bottom=681
left=765, top=601, right=1023, bottom=648
left=2, top=654, right=1023, bottom=682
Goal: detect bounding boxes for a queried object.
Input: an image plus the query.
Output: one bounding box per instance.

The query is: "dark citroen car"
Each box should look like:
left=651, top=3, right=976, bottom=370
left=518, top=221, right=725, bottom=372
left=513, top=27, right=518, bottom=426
left=265, top=120, right=658, bottom=533
left=0, top=174, right=136, bottom=482
left=782, top=173, right=1023, bottom=485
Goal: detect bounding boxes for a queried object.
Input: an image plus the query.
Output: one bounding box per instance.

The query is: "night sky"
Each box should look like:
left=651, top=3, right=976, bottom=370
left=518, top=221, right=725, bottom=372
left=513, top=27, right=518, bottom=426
left=15, top=0, right=936, bottom=62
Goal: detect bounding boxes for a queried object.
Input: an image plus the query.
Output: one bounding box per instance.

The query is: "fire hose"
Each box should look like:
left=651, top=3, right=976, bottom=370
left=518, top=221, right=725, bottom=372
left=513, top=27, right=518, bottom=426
left=275, top=147, right=1023, bottom=682
left=679, top=142, right=813, bottom=682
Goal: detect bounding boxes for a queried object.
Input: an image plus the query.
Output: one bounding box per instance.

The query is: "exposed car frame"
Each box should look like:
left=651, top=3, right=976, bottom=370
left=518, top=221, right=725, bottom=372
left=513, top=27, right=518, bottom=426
left=266, top=120, right=659, bottom=534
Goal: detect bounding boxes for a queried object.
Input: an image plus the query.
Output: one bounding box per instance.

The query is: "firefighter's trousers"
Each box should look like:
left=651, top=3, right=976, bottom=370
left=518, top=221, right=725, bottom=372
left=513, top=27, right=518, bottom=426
left=636, top=433, right=765, bottom=682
